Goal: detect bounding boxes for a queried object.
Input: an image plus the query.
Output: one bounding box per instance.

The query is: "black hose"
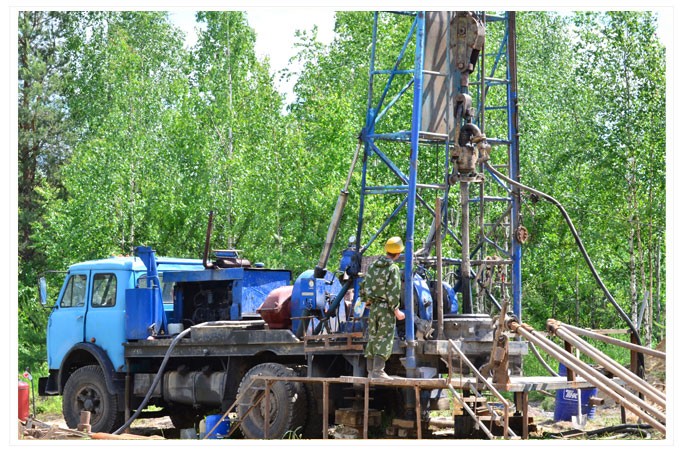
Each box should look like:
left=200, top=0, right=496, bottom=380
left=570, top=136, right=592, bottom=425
left=529, top=341, right=559, bottom=377
left=113, top=324, right=198, bottom=435
left=484, top=163, right=645, bottom=377
left=553, top=423, right=653, bottom=439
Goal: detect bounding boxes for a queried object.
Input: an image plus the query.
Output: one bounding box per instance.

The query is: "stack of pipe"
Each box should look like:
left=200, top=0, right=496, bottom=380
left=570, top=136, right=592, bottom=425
left=506, top=318, right=666, bottom=435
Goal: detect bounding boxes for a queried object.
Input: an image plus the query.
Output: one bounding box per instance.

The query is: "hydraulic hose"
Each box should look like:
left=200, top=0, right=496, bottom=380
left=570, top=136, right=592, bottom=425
left=484, top=163, right=645, bottom=376
left=113, top=324, right=199, bottom=435
left=528, top=341, right=559, bottom=377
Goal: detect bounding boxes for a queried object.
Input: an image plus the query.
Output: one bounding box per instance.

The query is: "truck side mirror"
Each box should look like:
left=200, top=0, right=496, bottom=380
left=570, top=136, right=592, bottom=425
left=39, top=277, right=48, bottom=306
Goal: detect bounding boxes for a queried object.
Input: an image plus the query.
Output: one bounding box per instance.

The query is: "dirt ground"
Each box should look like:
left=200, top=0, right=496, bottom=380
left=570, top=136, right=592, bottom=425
left=33, top=395, right=662, bottom=441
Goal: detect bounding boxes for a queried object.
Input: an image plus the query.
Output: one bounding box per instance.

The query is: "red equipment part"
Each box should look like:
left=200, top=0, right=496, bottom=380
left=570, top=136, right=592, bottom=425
left=257, top=286, right=293, bottom=329
left=18, top=380, right=30, bottom=422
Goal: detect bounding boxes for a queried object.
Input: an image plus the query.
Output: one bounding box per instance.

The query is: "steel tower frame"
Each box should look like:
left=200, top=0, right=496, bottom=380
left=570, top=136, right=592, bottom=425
left=353, top=11, right=521, bottom=373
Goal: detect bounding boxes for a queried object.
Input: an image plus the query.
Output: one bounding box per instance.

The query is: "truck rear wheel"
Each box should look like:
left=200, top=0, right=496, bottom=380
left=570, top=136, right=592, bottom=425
left=236, top=363, right=308, bottom=439
left=62, top=365, right=123, bottom=433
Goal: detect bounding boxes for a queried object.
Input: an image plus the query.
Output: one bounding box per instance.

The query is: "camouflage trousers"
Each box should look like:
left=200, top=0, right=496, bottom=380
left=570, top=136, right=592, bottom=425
left=364, top=302, right=396, bottom=361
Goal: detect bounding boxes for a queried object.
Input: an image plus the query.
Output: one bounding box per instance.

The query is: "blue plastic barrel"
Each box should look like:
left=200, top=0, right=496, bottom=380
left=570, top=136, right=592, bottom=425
left=554, top=364, right=598, bottom=421
left=204, top=414, right=230, bottom=439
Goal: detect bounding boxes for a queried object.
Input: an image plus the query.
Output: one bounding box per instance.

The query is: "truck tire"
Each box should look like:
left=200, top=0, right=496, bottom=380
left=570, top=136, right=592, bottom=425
left=236, top=363, right=308, bottom=439
left=62, top=365, right=123, bottom=433
left=301, top=382, right=323, bottom=439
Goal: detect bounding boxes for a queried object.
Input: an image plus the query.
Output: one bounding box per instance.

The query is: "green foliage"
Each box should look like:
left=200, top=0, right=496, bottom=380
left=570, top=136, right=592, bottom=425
left=17, top=10, right=666, bottom=373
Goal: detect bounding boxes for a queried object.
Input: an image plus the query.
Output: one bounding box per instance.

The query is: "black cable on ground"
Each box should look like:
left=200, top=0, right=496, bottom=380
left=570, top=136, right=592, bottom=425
left=551, top=423, right=653, bottom=439
left=113, top=324, right=199, bottom=435
left=484, top=163, right=645, bottom=377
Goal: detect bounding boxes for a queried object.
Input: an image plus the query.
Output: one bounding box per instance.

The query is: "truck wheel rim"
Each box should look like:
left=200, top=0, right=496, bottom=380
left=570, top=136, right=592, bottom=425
left=76, top=385, right=103, bottom=420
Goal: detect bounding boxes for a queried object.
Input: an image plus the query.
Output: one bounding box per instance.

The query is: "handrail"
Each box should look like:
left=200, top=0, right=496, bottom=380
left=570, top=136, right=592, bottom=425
left=447, top=339, right=516, bottom=439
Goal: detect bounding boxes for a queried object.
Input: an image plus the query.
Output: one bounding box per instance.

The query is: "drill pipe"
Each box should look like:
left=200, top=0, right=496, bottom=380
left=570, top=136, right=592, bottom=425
left=561, top=323, right=666, bottom=360
left=507, top=320, right=666, bottom=434
left=547, top=320, right=666, bottom=409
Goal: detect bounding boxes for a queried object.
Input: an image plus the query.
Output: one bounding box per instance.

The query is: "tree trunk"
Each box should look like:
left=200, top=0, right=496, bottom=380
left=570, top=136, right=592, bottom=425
left=655, top=236, right=662, bottom=336
left=629, top=221, right=637, bottom=326
left=575, top=261, right=580, bottom=325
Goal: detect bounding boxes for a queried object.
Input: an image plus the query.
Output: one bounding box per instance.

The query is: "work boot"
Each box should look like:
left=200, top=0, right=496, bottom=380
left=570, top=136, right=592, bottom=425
left=371, top=356, right=393, bottom=380
left=366, top=357, right=374, bottom=377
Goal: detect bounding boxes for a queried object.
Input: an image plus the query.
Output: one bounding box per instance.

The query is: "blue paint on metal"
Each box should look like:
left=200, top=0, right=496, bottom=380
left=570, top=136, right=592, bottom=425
left=290, top=270, right=315, bottom=335
left=364, top=187, right=410, bottom=195
left=368, top=141, right=409, bottom=182
left=241, top=269, right=292, bottom=317
left=506, top=11, right=522, bottom=321
left=290, top=270, right=342, bottom=334
left=374, top=80, right=414, bottom=124
left=485, top=165, right=513, bottom=192
left=125, top=287, right=162, bottom=339
left=162, top=267, right=245, bottom=283
left=369, top=132, right=412, bottom=142
left=133, top=246, right=167, bottom=336
left=442, top=281, right=459, bottom=314
left=404, top=12, right=426, bottom=372
left=163, top=267, right=291, bottom=319
left=353, top=11, right=522, bottom=351
left=412, top=273, right=433, bottom=321
left=372, top=69, right=415, bottom=75
left=374, top=19, right=417, bottom=117
left=360, top=197, right=408, bottom=254
left=314, top=273, right=343, bottom=312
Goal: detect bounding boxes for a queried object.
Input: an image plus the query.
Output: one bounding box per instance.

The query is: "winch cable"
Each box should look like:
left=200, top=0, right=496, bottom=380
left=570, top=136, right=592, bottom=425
left=113, top=324, right=198, bottom=435
left=484, top=163, right=645, bottom=376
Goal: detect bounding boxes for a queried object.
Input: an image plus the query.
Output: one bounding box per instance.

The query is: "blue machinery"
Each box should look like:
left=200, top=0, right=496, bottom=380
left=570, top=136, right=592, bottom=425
left=348, top=11, right=521, bottom=375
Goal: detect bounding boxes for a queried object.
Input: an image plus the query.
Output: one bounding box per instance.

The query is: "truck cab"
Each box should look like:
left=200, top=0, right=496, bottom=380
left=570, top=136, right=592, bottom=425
left=45, top=255, right=205, bottom=374
left=40, top=253, right=205, bottom=431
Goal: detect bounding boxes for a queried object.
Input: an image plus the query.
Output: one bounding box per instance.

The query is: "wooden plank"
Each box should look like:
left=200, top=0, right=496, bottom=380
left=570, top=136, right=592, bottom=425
left=363, top=382, right=369, bottom=439
left=593, top=329, right=629, bottom=335
left=304, top=344, right=364, bottom=352
left=323, top=382, right=329, bottom=439
left=414, top=385, right=422, bottom=439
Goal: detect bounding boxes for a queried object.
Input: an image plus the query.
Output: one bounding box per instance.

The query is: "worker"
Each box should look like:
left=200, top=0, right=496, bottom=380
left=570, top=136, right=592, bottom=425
left=363, top=236, right=406, bottom=380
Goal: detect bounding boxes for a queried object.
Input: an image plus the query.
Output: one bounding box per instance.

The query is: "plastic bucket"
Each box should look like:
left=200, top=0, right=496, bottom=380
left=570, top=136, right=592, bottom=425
left=204, top=414, right=229, bottom=439
left=554, top=364, right=597, bottom=421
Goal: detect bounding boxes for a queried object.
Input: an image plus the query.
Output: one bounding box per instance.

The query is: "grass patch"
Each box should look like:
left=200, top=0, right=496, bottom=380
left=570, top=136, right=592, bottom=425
left=34, top=395, right=62, bottom=416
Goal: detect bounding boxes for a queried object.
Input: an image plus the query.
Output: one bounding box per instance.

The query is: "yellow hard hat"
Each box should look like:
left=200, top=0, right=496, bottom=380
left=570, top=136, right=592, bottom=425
left=385, top=237, right=404, bottom=254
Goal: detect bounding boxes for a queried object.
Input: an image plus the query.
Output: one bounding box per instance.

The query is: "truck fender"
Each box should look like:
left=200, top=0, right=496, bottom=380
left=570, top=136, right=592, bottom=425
left=58, top=343, right=123, bottom=398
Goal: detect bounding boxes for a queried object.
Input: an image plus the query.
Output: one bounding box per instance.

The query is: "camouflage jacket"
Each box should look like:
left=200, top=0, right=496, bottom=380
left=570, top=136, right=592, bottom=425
left=362, top=255, right=401, bottom=310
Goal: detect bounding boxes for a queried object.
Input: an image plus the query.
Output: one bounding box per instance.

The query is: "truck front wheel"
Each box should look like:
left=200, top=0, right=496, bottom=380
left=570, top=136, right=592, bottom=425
left=62, top=365, right=123, bottom=433
left=236, top=363, right=308, bottom=439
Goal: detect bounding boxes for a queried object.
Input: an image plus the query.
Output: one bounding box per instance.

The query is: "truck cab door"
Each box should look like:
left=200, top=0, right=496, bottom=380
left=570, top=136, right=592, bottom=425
left=84, top=271, right=128, bottom=372
left=47, top=271, right=90, bottom=370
